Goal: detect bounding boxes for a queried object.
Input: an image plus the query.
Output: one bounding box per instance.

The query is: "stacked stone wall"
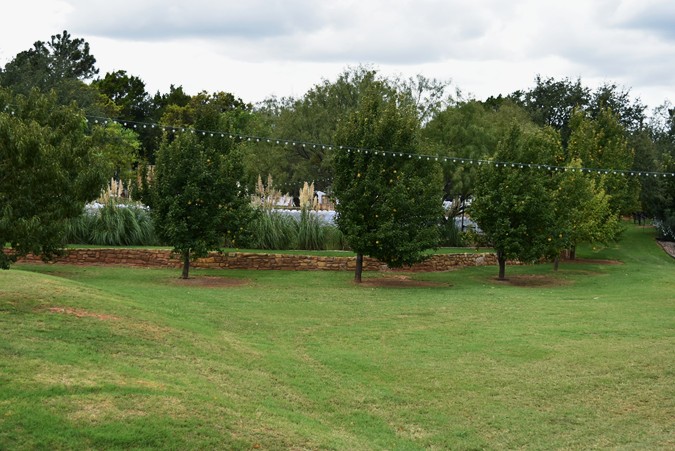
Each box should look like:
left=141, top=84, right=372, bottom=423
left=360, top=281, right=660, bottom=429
left=12, top=248, right=502, bottom=272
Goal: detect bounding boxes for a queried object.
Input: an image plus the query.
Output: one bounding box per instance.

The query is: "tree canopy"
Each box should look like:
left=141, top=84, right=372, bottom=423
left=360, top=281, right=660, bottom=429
left=0, top=30, right=98, bottom=94
left=333, top=81, right=444, bottom=282
left=0, top=88, right=107, bottom=268
left=150, top=132, right=253, bottom=279
left=470, top=125, right=558, bottom=280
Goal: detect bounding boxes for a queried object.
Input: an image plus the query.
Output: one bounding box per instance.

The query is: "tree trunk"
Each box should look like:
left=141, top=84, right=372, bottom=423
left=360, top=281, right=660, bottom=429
left=554, top=255, right=560, bottom=271
left=569, top=245, right=576, bottom=260
left=181, top=250, right=190, bottom=279
left=497, top=251, right=506, bottom=280
left=354, top=253, right=363, bottom=283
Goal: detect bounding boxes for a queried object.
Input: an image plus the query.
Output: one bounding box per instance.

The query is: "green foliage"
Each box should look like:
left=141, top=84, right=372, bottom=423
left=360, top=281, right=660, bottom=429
left=151, top=132, right=252, bottom=278
left=394, top=73, right=457, bottom=125
left=93, top=70, right=150, bottom=120
left=422, top=101, right=493, bottom=201
left=65, top=202, right=158, bottom=246
left=92, top=70, right=160, bottom=161
left=161, top=91, right=254, bottom=137
left=511, top=75, right=590, bottom=148
left=334, top=82, right=444, bottom=279
left=0, top=30, right=98, bottom=94
left=323, top=223, right=349, bottom=250
left=549, top=160, right=622, bottom=255
left=567, top=109, right=639, bottom=215
left=0, top=88, right=107, bottom=268
left=88, top=121, right=141, bottom=181
left=470, top=125, right=558, bottom=279
left=512, top=76, right=646, bottom=145
left=422, top=99, right=534, bottom=205
left=0, top=30, right=115, bottom=119
left=246, top=67, right=386, bottom=189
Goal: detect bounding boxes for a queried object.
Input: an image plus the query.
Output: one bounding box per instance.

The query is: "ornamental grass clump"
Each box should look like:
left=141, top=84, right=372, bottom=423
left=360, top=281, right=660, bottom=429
left=249, top=175, right=296, bottom=249
left=296, top=182, right=324, bottom=250
left=247, top=178, right=347, bottom=250
left=65, top=179, right=158, bottom=246
left=249, top=210, right=297, bottom=250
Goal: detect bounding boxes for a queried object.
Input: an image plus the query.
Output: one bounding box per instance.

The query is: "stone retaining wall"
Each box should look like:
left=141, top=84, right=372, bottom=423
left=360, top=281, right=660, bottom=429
left=13, top=248, right=500, bottom=272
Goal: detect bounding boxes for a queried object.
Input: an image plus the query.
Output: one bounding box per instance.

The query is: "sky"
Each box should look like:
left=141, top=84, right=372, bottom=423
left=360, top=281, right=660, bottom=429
left=1, top=0, right=675, bottom=111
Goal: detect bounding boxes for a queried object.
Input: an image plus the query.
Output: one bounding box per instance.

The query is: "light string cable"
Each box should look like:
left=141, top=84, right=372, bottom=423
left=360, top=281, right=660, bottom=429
left=80, top=114, right=675, bottom=179
left=2, top=102, right=672, bottom=177
left=83, top=115, right=332, bottom=192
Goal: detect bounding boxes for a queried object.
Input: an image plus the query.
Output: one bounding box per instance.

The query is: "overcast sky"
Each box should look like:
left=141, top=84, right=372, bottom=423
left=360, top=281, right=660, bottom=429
left=1, top=0, right=674, bottom=110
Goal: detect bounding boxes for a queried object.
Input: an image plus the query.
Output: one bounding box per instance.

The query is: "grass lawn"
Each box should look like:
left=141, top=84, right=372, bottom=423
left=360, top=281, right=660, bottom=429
left=1, top=224, right=673, bottom=449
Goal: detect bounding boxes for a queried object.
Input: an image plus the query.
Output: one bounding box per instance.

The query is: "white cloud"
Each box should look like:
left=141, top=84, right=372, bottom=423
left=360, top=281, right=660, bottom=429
left=0, top=0, right=73, bottom=65
left=1, top=0, right=674, bottom=108
left=611, top=0, right=675, bottom=40
left=66, top=0, right=515, bottom=64
left=66, top=0, right=326, bottom=40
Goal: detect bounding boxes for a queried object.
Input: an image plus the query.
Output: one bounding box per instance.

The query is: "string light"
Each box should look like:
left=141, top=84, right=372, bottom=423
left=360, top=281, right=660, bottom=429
left=42, top=113, right=675, bottom=179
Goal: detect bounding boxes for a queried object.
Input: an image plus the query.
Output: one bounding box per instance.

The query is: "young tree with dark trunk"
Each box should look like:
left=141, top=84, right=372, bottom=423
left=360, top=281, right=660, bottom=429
left=470, top=125, right=557, bottom=280
left=151, top=133, right=252, bottom=279
left=333, top=82, right=444, bottom=283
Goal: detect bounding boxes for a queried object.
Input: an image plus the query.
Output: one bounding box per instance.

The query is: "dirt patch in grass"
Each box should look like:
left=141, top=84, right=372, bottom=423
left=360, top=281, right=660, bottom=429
left=493, top=274, right=571, bottom=287
left=560, top=258, right=622, bottom=265
left=172, top=276, right=249, bottom=288
left=47, top=307, right=120, bottom=321
left=357, top=275, right=449, bottom=288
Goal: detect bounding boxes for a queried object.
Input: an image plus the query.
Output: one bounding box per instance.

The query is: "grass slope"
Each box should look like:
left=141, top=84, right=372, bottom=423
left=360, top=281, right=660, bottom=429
left=1, top=225, right=673, bottom=449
